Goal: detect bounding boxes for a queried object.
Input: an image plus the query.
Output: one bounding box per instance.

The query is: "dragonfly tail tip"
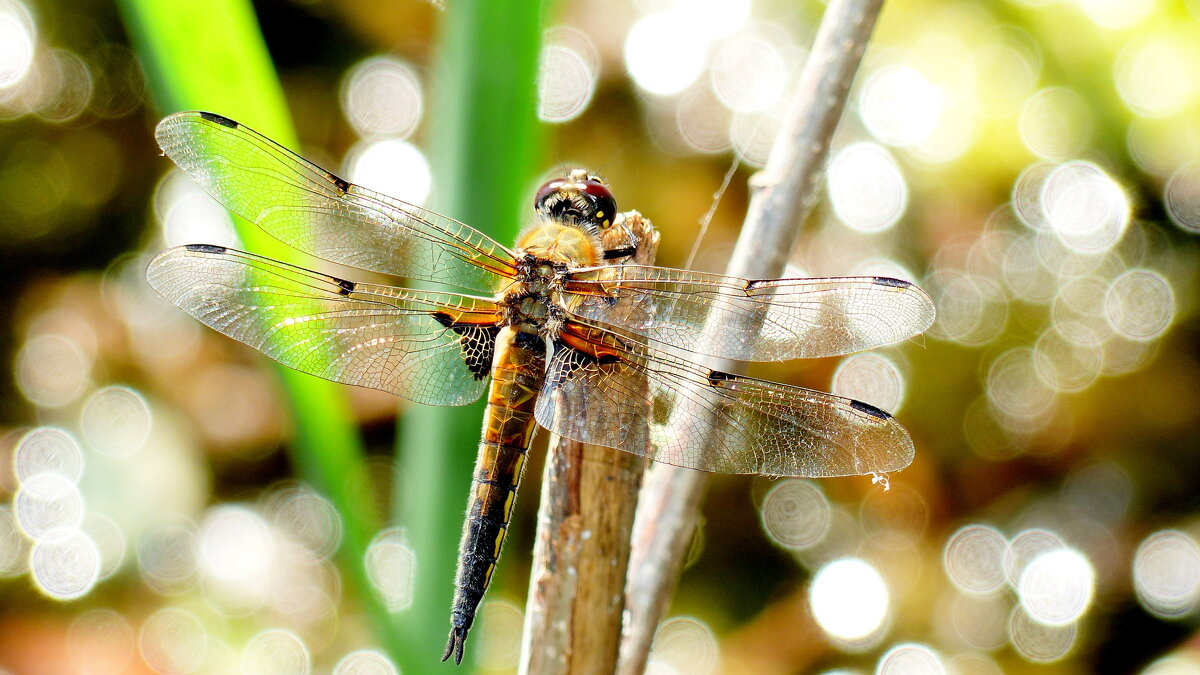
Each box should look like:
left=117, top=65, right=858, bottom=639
left=442, top=627, right=468, bottom=665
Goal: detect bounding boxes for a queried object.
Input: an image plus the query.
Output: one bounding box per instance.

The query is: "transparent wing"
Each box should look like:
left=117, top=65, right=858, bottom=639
left=534, top=322, right=913, bottom=477
left=156, top=111, right=519, bottom=292
left=146, top=245, right=501, bottom=406
left=563, top=265, right=936, bottom=362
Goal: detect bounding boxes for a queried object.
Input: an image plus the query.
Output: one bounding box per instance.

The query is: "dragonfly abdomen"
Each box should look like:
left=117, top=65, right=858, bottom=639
left=444, top=328, right=544, bottom=665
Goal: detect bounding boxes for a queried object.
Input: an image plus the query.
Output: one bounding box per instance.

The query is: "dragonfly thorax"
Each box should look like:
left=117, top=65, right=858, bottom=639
left=514, top=220, right=604, bottom=269
left=501, top=252, right=570, bottom=337
left=502, top=218, right=602, bottom=339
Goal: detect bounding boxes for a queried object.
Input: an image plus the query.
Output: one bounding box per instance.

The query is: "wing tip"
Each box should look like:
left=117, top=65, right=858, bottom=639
left=847, top=398, right=916, bottom=474
left=146, top=244, right=234, bottom=295
left=872, top=275, right=938, bottom=334
left=144, top=248, right=186, bottom=301
left=155, top=111, right=239, bottom=150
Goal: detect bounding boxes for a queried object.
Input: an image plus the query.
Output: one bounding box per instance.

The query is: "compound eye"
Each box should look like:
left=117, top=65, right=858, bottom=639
left=534, top=178, right=565, bottom=211
left=580, top=179, right=618, bottom=228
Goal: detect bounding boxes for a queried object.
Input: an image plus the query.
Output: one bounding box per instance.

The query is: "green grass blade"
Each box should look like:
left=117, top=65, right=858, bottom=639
left=116, top=0, right=404, bottom=665
left=395, top=0, right=546, bottom=668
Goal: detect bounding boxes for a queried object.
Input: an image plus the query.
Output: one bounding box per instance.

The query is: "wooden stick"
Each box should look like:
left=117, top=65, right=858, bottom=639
left=617, top=1, right=887, bottom=671
left=520, top=213, right=660, bottom=674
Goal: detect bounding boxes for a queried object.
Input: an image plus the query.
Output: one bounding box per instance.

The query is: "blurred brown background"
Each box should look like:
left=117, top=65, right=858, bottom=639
left=0, top=0, right=1198, bottom=673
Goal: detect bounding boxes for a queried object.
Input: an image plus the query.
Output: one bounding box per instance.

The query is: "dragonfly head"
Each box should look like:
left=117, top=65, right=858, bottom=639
left=534, top=169, right=618, bottom=234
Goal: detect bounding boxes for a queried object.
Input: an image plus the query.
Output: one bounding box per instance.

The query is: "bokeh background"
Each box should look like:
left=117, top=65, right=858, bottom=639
left=1, top=0, right=1199, bottom=673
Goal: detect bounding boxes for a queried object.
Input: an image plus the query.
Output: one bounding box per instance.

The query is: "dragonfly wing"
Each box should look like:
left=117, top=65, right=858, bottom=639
left=563, top=265, right=936, bottom=361
left=534, top=322, right=913, bottom=477
left=156, top=112, right=518, bottom=292
left=147, top=245, right=500, bottom=406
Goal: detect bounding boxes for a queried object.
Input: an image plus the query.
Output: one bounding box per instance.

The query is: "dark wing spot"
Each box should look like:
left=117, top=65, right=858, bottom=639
left=597, top=353, right=620, bottom=365
left=329, top=173, right=351, bottom=193
left=461, top=327, right=500, bottom=379
left=185, top=243, right=227, bottom=254
left=199, top=112, right=238, bottom=128
left=433, top=313, right=500, bottom=379
left=872, top=277, right=912, bottom=289
left=602, top=246, right=637, bottom=260
left=335, top=278, right=356, bottom=295
left=850, top=399, right=891, bottom=420
left=708, top=370, right=732, bottom=387
left=745, top=279, right=772, bottom=291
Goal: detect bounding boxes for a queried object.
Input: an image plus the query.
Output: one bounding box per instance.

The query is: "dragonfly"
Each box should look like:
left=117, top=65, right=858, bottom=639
left=146, top=111, right=936, bottom=665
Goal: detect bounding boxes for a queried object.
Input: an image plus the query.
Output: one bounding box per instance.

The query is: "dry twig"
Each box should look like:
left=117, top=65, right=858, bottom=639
left=520, top=214, right=660, bottom=674
left=617, top=0, right=887, bottom=671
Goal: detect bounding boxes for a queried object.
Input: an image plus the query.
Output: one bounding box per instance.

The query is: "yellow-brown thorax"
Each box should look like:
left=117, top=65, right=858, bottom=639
left=498, top=222, right=603, bottom=337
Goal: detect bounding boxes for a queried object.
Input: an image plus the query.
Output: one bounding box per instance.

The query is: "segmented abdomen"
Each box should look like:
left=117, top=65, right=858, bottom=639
left=443, top=327, right=545, bottom=664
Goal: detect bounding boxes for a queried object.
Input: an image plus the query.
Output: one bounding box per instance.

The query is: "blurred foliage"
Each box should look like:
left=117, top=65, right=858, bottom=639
left=0, top=0, right=1197, bottom=673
